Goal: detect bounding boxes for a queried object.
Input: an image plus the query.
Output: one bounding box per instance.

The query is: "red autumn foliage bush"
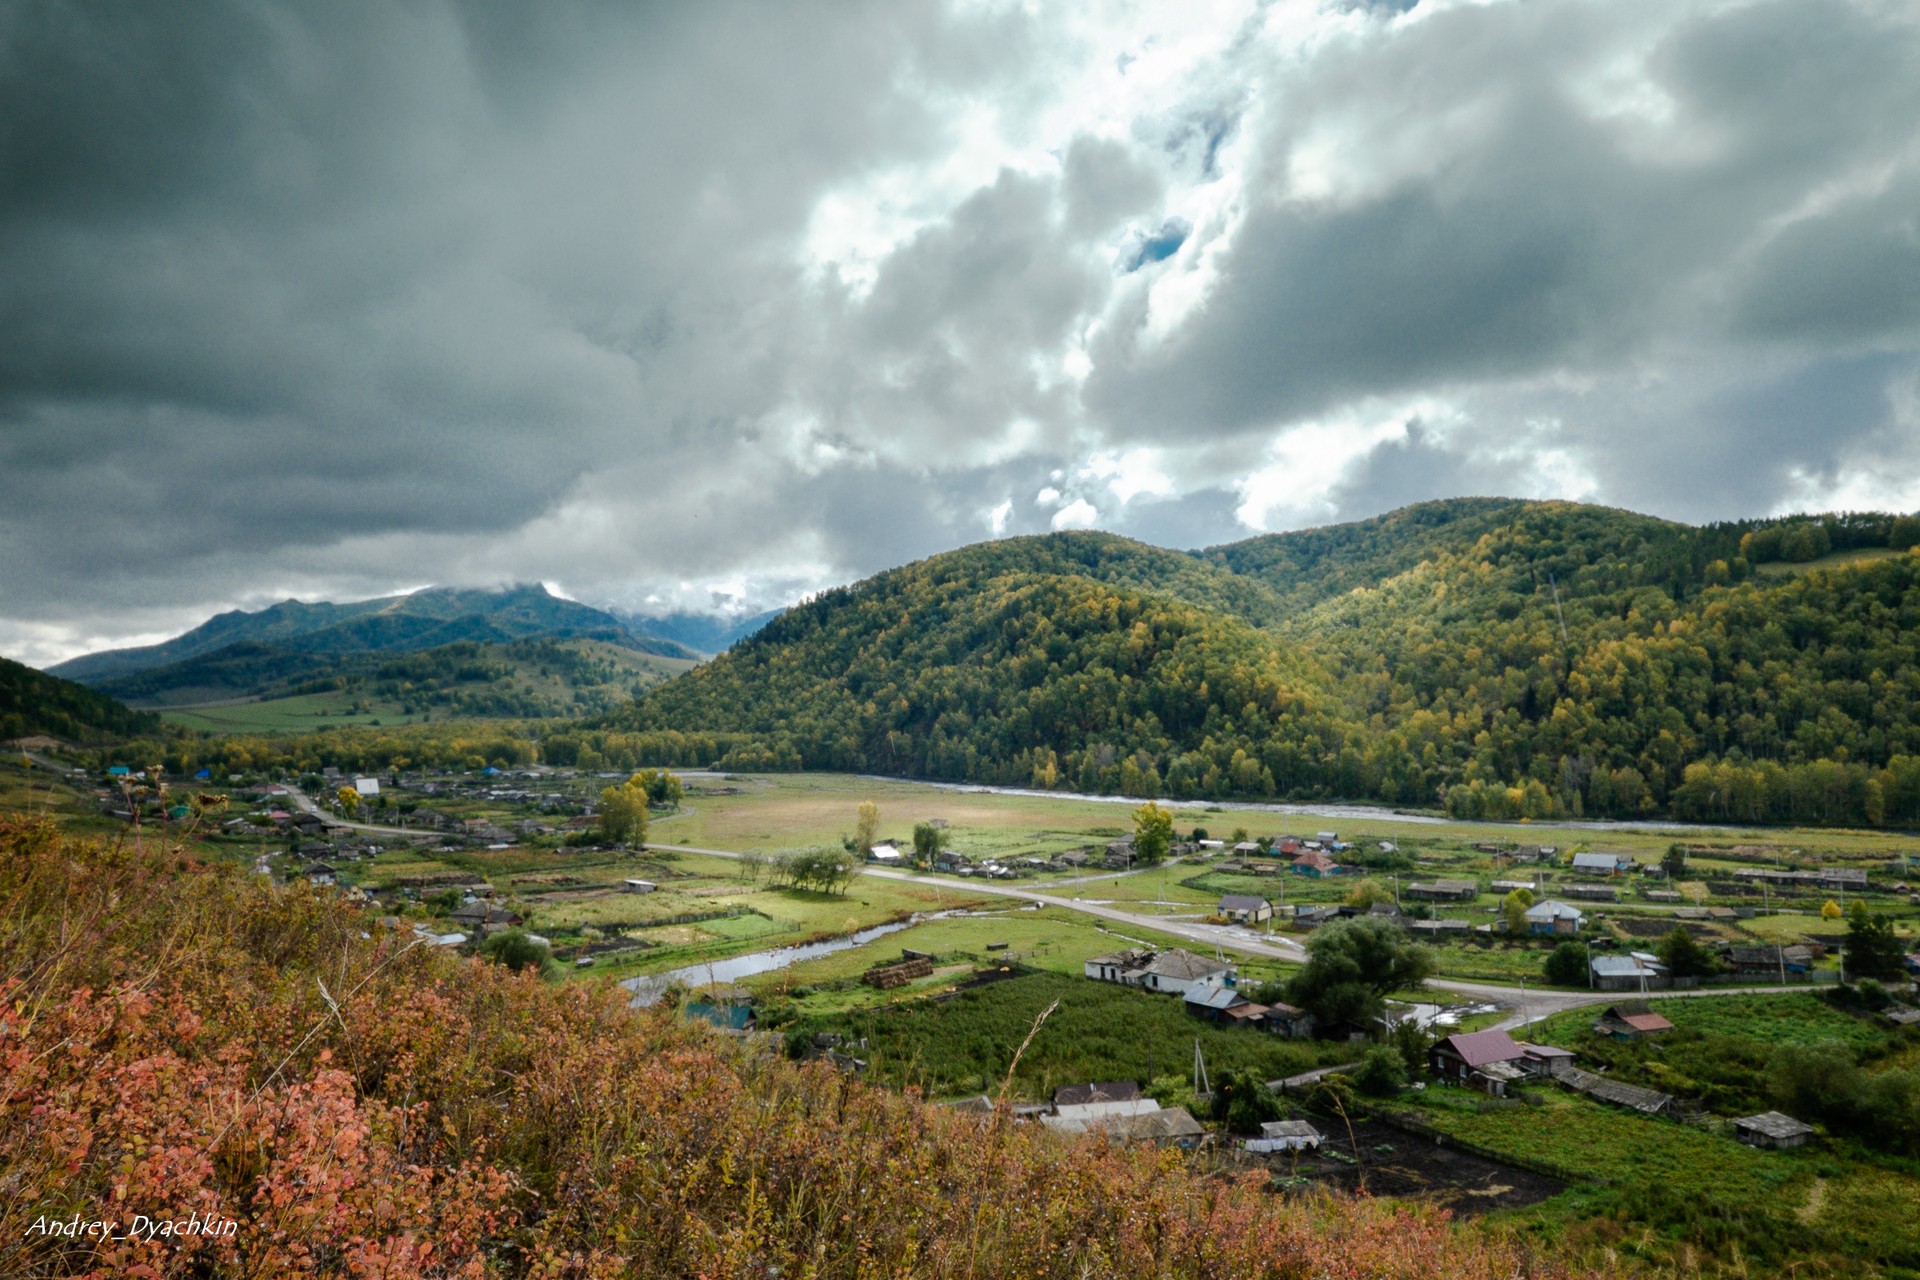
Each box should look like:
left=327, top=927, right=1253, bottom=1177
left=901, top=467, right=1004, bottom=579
left=0, top=817, right=1587, bottom=1278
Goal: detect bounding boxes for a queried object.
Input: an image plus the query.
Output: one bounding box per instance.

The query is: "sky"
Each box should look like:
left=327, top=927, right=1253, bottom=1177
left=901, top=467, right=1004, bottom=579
left=5, top=0, right=1920, bottom=667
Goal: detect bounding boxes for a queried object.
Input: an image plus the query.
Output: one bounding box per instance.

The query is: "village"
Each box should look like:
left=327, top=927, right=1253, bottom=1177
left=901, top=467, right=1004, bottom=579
left=32, top=756, right=1920, bottom=1243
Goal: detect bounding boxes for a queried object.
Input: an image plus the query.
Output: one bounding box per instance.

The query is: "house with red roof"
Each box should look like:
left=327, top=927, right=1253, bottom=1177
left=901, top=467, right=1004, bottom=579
left=1591, top=1002, right=1674, bottom=1041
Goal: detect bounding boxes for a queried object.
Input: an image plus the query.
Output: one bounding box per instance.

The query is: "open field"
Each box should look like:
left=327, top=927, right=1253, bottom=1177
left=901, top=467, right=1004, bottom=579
left=160, top=690, right=430, bottom=733
left=1754, top=545, right=1906, bottom=578
left=1390, top=1086, right=1920, bottom=1275
left=1530, top=990, right=1890, bottom=1052
left=656, top=771, right=1920, bottom=871
left=792, top=968, right=1355, bottom=1101
left=739, top=903, right=1299, bottom=1017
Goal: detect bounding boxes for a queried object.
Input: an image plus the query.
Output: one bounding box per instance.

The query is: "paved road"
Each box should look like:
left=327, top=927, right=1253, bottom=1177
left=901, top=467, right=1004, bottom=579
left=282, top=784, right=436, bottom=839
left=652, top=841, right=1835, bottom=1027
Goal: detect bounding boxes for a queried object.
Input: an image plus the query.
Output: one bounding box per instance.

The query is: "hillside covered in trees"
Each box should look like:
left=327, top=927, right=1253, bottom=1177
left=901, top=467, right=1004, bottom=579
left=607, top=499, right=1920, bottom=827
left=0, top=655, right=158, bottom=743
left=48, top=583, right=697, bottom=688
left=89, top=636, right=696, bottom=720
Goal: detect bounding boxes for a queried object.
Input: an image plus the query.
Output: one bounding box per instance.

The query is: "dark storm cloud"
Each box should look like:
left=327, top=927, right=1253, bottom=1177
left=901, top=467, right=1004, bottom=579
left=1086, top=0, right=1920, bottom=499
left=7, top=0, right=1920, bottom=665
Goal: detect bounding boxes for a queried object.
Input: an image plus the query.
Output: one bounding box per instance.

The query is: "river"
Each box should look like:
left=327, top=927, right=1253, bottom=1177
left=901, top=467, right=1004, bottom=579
left=621, top=908, right=981, bottom=1007
left=853, top=775, right=1736, bottom=834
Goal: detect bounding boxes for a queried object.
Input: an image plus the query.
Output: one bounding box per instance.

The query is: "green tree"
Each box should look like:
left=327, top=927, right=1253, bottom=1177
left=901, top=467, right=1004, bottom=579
left=1501, top=887, right=1535, bottom=934
left=1285, top=916, right=1434, bottom=1030
left=1844, top=902, right=1906, bottom=981
left=1344, top=878, right=1391, bottom=909
left=1662, top=843, right=1688, bottom=879
left=480, top=928, right=552, bottom=974
left=1132, top=801, right=1174, bottom=864
left=1657, top=926, right=1714, bottom=980
left=853, top=800, right=880, bottom=852
left=599, top=783, right=648, bottom=846
left=630, top=768, right=683, bottom=808
left=911, top=821, right=948, bottom=865
left=1210, top=1067, right=1284, bottom=1135
left=1353, top=1045, right=1407, bottom=1097
left=1543, top=941, right=1589, bottom=986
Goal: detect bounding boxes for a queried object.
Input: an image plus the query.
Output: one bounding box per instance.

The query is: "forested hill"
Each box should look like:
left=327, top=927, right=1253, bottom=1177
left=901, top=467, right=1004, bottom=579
left=608, top=499, right=1920, bottom=827
left=0, top=656, right=159, bottom=743
left=48, top=583, right=697, bottom=687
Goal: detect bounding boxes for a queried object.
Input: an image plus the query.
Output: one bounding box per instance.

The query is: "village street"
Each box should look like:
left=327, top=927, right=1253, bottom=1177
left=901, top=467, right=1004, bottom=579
left=272, top=780, right=1826, bottom=1033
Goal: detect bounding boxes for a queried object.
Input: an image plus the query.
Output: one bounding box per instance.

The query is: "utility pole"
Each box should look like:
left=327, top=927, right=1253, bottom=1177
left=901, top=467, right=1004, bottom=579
left=1193, top=1039, right=1210, bottom=1096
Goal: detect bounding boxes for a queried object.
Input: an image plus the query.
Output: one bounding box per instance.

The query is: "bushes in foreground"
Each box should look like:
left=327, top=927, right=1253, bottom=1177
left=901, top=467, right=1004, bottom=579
left=0, top=817, right=1579, bottom=1279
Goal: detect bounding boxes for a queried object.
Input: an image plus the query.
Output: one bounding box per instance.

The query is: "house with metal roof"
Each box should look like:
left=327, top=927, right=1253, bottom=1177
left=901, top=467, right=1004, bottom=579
left=1523, top=899, right=1584, bottom=936
left=1590, top=953, right=1669, bottom=991
left=1733, top=1111, right=1816, bottom=1149
left=1217, top=893, right=1273, bottom=923
left=1430, top=1030, right=1529, bottom=1090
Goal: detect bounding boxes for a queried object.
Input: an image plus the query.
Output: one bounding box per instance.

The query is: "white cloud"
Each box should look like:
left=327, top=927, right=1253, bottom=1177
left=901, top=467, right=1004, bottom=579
left=1051, top=497, right=1101, bottom=529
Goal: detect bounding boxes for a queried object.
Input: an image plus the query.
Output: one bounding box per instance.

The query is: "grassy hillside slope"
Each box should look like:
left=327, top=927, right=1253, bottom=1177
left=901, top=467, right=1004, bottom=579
left=0, top=816, right=1571, bottom=1279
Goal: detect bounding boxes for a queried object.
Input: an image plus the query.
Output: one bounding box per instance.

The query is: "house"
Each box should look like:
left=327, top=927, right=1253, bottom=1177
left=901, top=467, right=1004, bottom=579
left=1727, top=945, right=1813, bottom=977
left=1816, top=869, right=1869, bottom=891
left=1572, top=852, right=1635, bottom=877
left=1733, top=1111, right=1816, bottom=1149
left=1430, top=1030, right=1530, bottom=1091
left=1085, top=948, right=1155, bottom=985
left=1052, top=850, right=1090, bottom=869
left=1524, top=900, right=1584, bottom=936
left=1519, top=1043, right=1578, bottom=1078
left=451, top=902, right=524, bottom=928
left=1138, top=949, right=1234, bottom=996
left=621, top=879, right=657, bottom=894
left=1291, top=849, right=1341, bottom=877
left=1232, top=841, right=1263, bottom=857
left=1039, top=1104, right=1208, bottom=1149
left=1247, top=1120, right=1323, bottom=1153
left=1406, top=918, right=1472, bottom=937
left=1405, top=879, right=1478, bottom=902
left=1217, top=894, right=1273, bottom=923
left=1184, top=976, right=1254, bottom=1023
left=353, top=777, right=380, bottom=797
left=1906, top=952, right=1920, bottom=977
left=1561, top=883, right=1621, bottom=902
left=305, top=862, right=339, bottom=886
left=1195, top=839, right=1225, bottom=851
left=867, top=842, right=904, bottom=863
left=1592, top=1002, right=1674, bottom=1040
left=1590, top=954, right=1668, bottom=992
left=1051, top=1098, right=1161, bottom=1123
left=1559, top=1067, right=1671, bottom=1115
left=1054, top=1081, right=1141, bottom=1108
left=1261, top=1002, right=1317, bottom=1039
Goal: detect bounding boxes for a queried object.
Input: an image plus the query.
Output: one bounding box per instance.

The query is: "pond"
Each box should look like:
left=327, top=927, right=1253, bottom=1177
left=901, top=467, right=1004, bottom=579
left=1386, top=1000, right=1502, bottom=1031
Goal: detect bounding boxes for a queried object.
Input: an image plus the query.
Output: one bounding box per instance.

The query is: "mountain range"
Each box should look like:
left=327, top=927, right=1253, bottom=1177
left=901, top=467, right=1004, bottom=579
left=606, top=498, right=1920, bottom=827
